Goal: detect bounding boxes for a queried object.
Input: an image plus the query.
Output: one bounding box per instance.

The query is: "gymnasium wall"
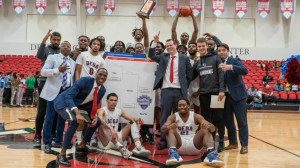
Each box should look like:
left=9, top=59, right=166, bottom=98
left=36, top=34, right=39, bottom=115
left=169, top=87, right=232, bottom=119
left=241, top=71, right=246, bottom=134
left=0, top=0, right=299, bottom=60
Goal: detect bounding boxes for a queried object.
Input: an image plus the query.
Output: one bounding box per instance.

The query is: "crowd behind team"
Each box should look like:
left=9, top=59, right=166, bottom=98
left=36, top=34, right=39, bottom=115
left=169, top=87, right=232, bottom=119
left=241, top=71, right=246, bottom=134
left=0, top=12, right=265, bottom=167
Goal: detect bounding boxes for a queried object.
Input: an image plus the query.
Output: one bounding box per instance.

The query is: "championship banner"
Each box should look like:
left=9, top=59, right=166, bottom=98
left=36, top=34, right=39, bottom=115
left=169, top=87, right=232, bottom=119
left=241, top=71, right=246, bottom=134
left=35, top=0, right=47, bottom=15
left=280, top=0, right=294, bottom=19
left=211, top=0, right=225, bottom=17
left=235, top=0, right=247, bottom=18
left=257, top=0, right=270, bottom=18
left=104, top=52, right=156, bottom=125
left=104, top=0, right=115, bottom=15
left=143, top=0, right=157, bottom=16
left=85, top=0, right=97, bottom=15
left=189, top=0, right=201, bottom=16
left=58, top=0, right=71, bottom=14
left=0, top=0, right=3, bottom=9
left=13, top=0, right=26, bottom=14
left=166, top=0, right=179, bottom=17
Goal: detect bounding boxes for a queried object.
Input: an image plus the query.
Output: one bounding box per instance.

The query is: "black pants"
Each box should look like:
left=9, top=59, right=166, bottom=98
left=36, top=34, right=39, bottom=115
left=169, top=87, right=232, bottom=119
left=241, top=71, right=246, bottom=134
left=25, top=89, right=34, bottom=105
left=4, top=88, right=11, bottom=105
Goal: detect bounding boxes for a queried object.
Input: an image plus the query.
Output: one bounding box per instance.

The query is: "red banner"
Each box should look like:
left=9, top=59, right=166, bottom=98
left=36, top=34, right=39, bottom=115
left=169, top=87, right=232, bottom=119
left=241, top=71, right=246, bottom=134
left=104, top=0, right=115, bottom=15
left=257, top=0, right=270, bottom=18
left=211, top=0, right=225, bottom=17
left=235, top=0, right=247, bottom=18
left=58, top=0, right=71, bottom=14
left=85, top=0, right=97, bottom=15
left=13, top=0, right=26, bottom=14
left=35, top=0, right=47, bottom=15
left=280, top=0, right=294, bottom=19
left=166, top=0, right=179, bottom=17
left=143, top=0, right=157, bottom=16
left=0, top=0, right=3, bottom=8
left=189, top=0, right=201, bottom=16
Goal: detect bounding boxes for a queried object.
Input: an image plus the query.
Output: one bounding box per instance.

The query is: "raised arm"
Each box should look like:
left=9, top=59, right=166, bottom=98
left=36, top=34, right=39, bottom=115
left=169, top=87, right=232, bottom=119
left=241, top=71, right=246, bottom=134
left=190, top=11, right=198, bottom=42
left=141, top=17, right=149, bottom=49
left=36, top=29, right=52, bottom=60
left=120, top=109, right=140, bottom=123
left=148, top=32, right=161, bottom=63
left=171, top=12, right=180, bottom=43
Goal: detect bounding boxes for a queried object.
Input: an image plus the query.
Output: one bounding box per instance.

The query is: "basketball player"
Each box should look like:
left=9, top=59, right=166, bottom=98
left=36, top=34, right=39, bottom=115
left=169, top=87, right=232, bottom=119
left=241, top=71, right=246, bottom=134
left=162, top=98, right=224, bottom=167
left=97, top=93, right=151, bottom=159
left=74, top=37, right=107, bottom=145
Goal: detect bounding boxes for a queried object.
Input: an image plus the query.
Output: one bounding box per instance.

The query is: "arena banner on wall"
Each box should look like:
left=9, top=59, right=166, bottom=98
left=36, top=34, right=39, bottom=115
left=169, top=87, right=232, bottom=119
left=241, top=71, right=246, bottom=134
left=280, top=0, right=294, bottom=19
left=58, top=0, right=71, bottom=14
left=104, top=0, right=114, bottom=15
left=235, top=0, right=247, bottom=18
left=35, top=0, right=47, bottom=15
left=104, top=52, right=156, bottom=125
left=257, top=0, right=270, bottom=18
left=13, top=0, right=26, bottom=14
left=85, top=0, right=97, bottom=15
left=211, top=0, right=225, bottom=17
left=166, top=0, right=179, bottom=17
left=189, top=0, right=201, bottom=16
left=0, top=0, right=3, bottom=9
left=142, top=0, right=157, bottom=16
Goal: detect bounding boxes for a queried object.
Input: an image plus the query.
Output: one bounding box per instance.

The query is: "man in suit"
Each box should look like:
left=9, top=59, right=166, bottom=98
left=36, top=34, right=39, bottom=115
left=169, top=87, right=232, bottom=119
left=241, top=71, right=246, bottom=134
left=218, top=43, right=249, bottom=154
left=40, top=41, right=76, bottom=154
left=148, top=32, right=192, bottom=149
left=54, top=68, right=107, bottom=167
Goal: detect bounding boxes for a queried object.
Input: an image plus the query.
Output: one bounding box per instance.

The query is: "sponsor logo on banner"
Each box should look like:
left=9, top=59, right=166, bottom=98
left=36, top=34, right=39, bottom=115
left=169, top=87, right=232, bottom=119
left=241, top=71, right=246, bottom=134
left=211, top=0, right=225, bottom=17
left=137, top=95, right=152, bottom=110
left=0, top=0, right=3, bottom=9
left=58, top=0, right=71, bottom=14
left=189, top=0, right=202, bottom=16
left=143, top=0, right=157, bottom=16
left=166, top=0, right=179, bottom=17
left=13, top=0, right=26, bottom=14
left=280, top=0, right=294, bottom=19
left=104, top=0, right=115, bottom=15
left=35, top=0, right=47, bottom=15
left=85, top=0, right=97, bottom=15
left=257, top=0, right=270, bottom=18
left=235, top=0, right=247, bottom=18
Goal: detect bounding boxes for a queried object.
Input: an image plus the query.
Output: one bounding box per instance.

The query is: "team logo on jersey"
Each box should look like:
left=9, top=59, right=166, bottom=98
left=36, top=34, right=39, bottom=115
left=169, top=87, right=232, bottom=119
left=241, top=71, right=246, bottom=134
left=137, top=95, right=152, bottom=110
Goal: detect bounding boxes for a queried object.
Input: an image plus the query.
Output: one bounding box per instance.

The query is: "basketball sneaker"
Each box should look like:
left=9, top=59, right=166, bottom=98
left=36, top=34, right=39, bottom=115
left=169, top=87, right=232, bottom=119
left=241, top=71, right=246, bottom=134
left=204, top=151, right=224, bottom=167
left=118, top=145, right=132, bottom=159
left=166, top=148, right=183, bottom=166
left=132, top=145, right=151, bottom=157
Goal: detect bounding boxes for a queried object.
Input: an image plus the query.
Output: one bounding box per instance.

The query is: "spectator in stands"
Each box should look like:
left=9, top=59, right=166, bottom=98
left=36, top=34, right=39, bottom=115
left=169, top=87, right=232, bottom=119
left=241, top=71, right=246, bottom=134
left=69, top=35, right=90, bottom=61
left=284, top=79, right=291, bottom=91
left=273, top=80, right=284, bottom=91
left=25, top=72, right=36, bottom=107
left=247, top=84, right=262, bottom=104
left=10, top=72, right=20, bottom=106
left=291, top=84, right=298, bottom=92
left=3, top=72, right=12, bottom=107
left=262, top=72, right=273, bottom=85
left=262, top=85, right=276, bottom=105
left=272, top=60, right=278, bottom=68
left=265, top=62, right=271, bottom=71
left=0, top=72, right=5, bottom=106
left=257, top=61, right=264, bottom=69
left=16, top=74, right=25, bottom=107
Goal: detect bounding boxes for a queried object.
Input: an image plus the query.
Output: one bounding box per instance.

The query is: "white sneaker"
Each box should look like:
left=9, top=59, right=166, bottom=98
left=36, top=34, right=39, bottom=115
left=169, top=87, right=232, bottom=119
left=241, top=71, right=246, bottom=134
left=90, top=138, right=97, bottom=147
left=132, top=146, right=151, bottom=157
left=204, top=151, right=224, bottom=167
left=118, top=146, right=132, bottom=159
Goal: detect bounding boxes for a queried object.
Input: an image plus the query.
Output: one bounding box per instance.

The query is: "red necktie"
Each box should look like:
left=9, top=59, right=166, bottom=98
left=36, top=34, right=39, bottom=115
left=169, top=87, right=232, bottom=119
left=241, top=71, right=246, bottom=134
left=170, top=56, right=175, bottom=83
left=90, top=86, right=99, bottom=119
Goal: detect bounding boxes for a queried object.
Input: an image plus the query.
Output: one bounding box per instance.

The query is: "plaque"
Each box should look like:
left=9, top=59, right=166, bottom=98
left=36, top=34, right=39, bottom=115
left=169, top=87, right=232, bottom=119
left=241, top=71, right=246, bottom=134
left=136, top=0, right=156, bottom=19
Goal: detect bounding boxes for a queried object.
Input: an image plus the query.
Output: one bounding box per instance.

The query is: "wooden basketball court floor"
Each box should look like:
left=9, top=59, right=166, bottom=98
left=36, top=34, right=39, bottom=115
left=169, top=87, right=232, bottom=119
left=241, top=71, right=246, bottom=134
left=0, top=106, right=299, bottom=168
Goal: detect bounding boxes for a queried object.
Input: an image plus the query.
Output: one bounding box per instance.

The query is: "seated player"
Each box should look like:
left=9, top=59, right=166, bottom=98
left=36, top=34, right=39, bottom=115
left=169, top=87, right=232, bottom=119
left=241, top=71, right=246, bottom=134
left=97, top=93, right=151, bottom=159
left=161, top=98, right=224, bottom=167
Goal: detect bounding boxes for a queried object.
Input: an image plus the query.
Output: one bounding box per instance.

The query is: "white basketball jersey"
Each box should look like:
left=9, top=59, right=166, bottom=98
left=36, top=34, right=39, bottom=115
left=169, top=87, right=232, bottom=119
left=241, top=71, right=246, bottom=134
left=175, top=111, right=199, bottom=138
left=76, top=51, right=107, bottom=78
left=102, top=106, right=122, bottom=132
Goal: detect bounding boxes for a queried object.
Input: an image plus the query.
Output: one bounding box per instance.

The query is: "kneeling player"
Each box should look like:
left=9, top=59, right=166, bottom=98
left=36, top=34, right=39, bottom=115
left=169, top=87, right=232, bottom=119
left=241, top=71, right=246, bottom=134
left=97, top=93, right=151, bottom=159
left=161, top=98, right=224, bottom=167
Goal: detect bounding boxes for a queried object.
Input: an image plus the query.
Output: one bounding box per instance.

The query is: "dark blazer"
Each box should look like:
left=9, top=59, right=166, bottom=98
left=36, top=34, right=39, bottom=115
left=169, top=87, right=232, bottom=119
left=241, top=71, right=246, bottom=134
left=54, top=77, right=106, bottom=114
left=224, top=57, right=248, bottom=102
left=148, top=48, right=192, bottom=97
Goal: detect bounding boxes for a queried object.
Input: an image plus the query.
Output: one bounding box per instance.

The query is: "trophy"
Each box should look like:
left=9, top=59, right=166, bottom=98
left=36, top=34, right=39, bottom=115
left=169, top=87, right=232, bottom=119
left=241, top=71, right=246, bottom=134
left=136, top=0, right=156, bottom=19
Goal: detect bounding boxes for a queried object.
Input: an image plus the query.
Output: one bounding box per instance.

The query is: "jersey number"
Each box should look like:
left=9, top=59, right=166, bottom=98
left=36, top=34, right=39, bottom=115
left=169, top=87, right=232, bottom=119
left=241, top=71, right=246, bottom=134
left=89, top=68, right=94, bottom=75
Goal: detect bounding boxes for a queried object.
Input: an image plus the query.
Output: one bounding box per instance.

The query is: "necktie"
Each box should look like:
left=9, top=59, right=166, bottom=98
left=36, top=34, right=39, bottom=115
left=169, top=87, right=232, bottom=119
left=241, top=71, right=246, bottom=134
left=170, top=56, right=175, bottom=83
left=90, top=86, right=99, bottom=119
left=62, top=57, right=68, bottom=90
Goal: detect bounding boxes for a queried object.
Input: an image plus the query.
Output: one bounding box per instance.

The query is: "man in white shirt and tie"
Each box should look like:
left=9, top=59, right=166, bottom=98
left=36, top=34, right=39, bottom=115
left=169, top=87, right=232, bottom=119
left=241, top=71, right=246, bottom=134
left=40, top=41, right=76, bottom=154
left=148, top=32, right=192, bottom=150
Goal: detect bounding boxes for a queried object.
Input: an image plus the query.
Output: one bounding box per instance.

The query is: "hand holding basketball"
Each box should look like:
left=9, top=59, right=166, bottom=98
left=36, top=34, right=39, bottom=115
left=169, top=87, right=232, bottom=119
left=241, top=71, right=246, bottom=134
left=180, top=6, right=192, bottom=17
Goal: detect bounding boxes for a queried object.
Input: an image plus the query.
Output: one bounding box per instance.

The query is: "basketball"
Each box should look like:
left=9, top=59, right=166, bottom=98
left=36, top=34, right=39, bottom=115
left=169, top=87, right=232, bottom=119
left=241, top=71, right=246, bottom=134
left=180, top=6, right=192, bottom=17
